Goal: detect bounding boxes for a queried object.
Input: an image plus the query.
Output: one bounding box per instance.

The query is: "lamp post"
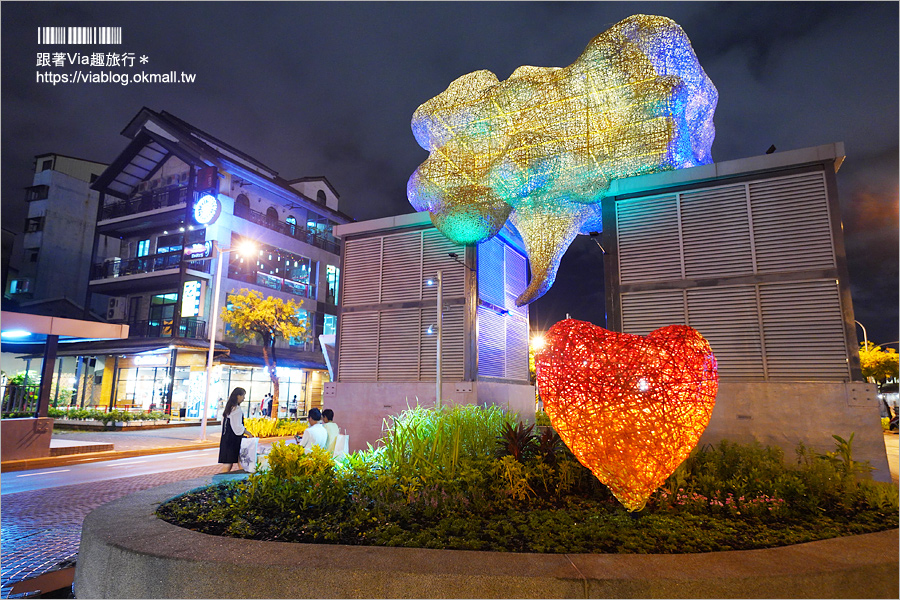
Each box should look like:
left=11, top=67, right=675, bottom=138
left=855, top=320, right=868, bottom=350
left=436, top=270, right=443, bottom=410
left=200, top=240, right=254, bottom=441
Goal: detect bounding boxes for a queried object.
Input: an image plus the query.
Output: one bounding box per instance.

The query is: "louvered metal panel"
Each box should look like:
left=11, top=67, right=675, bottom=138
left=381, top=232, right=423, bottom=303
left=423, top=229, right=465, bottom=299
left=617, top=195, right=682, bottom=283
left=441, top=304, right=466, bottom=381
left=477, top=306, right=505, bottom=377
left=504, top=245, right=528, bottom=318
left=337, top=311, right=379, bottom=382
left=759, top=280, right=849, bottom=380
left=342, top=237, right=383, bottom=306
left=680, top=185, right=754, bottom=279
left=750, top=173, right=836, bottom=274
left=505, top=316, right=529, bottom=382
left=478, top=236, right=505, bottom=307
left=686, top=286, right=765, bottom=379
left=377, top=308, right=421, bottom=381
left=620, top=290, right=686, bottom=335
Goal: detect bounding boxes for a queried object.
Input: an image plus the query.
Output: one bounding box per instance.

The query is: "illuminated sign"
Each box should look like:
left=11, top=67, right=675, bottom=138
left=193, top=194, right=221, bottom=225
left=134, top=354, right=168, bottom=366
left=184, top=240, right=213, bottom=260
left=182, top=280, right=202, bottom=317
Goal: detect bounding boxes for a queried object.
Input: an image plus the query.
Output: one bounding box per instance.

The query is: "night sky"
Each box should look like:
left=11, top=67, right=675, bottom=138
left=2, top=2, right=897, bottom=345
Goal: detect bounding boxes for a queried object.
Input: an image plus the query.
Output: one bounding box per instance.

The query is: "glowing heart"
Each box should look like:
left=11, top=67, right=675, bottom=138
left=535, top=319, right=718, bottom=511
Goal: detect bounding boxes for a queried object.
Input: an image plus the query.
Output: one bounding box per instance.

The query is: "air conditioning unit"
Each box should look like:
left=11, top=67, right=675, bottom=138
left=107, top=296, right=127, bottom=321
left=149, top=179, right=159, bottom=190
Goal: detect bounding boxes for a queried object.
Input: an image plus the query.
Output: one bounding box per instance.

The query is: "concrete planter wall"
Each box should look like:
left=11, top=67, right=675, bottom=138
left=75, top=476, right=899, bottom=599
left=1, top=417, right=53, bottom=460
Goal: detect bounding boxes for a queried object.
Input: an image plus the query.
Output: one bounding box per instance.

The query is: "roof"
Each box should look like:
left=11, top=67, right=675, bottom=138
left=91, top=108, right=355, bottom=223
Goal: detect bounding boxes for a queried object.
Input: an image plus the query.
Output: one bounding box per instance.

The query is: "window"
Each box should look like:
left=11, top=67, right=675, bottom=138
left=236, top=194, right=250, bottom=207
left=156, top=233, right=183, bottom=254
left=40, top=159, right=52, bottom=172
left=149, top=293, right=178, bottom=337
left=286, top=215, right=296, bottom=235
left=228, top=237, right=317, bottom=299
left=326, top=265, right=339, bottom=304
left=28, top=249, right=39, bottom=263
left=137, top=239, right=150, bottom=257
left=266, top=207, right=278, bottom=223
left=290, top=309, right=310, bottom=347
left=24, top=216, right=45, bottom=233
left=323, top=314, right=337, bottom=337
left=316, top=190, right=327, bottom=205
left=24, top=185, right=49, bottom=202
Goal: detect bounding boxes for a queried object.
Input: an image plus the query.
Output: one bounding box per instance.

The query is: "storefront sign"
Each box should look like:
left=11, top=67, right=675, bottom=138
left=183, top=241, right=213, bottom=260
left=182, top=281, right=202, bottom=318
left=134, top=354, right=168, bottom=366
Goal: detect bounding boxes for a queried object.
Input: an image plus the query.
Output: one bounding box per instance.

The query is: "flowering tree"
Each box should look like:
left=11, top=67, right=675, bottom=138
left=220, top=288, right=306, bottom=416
left=858, top=342, right=899, bottom=387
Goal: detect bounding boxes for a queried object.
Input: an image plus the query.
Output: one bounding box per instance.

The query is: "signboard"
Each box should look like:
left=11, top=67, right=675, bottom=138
left=182, top=280, right=202, bottom=318
left=195, top=166, right=218, bottom=192
left=183, top=240, right=213, bottom=260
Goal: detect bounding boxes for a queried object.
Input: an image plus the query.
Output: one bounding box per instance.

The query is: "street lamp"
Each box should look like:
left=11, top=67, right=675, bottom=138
left=201, top=240, right=255, bottom=441
left=855, top=320, right=869, bottom=350
left=426, top=271, right=443, bottom=409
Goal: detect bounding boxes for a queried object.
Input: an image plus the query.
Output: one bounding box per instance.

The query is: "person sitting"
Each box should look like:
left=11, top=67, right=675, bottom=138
left=296, top=407, right=328, bottom=451
left=322, top=408, right=339, bottom=454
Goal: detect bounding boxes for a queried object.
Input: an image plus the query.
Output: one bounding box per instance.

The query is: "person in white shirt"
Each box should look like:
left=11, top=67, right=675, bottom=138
left=322, top=408, right=339, bottom=455
left=297, top=407, right=327, bottom=451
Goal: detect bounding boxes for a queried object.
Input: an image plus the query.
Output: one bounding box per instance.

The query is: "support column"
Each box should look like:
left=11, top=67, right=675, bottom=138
left=36, top=335, right=59, bottom=418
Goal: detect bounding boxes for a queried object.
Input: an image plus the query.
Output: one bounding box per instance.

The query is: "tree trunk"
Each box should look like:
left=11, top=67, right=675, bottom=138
left=261, top=335, right=280, bottom=417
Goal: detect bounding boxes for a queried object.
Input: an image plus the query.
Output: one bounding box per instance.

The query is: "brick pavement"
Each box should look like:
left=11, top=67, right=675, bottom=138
left=0, top=464, right=221, bottom=599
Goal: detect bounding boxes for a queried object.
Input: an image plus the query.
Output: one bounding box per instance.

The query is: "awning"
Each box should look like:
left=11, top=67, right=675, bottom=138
left=220, top=352, right=326, bottom=371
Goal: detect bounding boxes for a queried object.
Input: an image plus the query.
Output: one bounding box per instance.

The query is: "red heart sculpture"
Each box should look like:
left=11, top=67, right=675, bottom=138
left=535, top=319, right=718, bottom=511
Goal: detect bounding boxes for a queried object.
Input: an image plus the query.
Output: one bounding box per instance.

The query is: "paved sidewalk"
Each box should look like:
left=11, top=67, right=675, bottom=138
left=0, top=464, right=223, bottom=598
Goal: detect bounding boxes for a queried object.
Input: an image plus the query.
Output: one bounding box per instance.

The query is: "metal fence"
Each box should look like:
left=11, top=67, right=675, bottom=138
left=1, top=384, right=41, bottom=416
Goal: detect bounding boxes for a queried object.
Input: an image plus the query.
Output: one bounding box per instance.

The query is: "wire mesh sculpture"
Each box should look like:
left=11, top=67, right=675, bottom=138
left=535, top=319, right=718, bottom=511
left=408, top=14, right=717, bottom=305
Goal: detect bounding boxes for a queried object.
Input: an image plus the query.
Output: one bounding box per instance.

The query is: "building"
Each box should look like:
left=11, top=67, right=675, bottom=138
left=599, top=142, right=890, bottom=480
left=5, top=153, right=112, bottom=318
left=328, top=212, right=535, bottom=451
left=3, top=108, right=353, bottom=419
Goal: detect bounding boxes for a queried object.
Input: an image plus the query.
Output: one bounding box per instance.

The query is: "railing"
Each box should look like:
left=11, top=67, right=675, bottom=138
left=91, top=250, right=211, bottom=280
left=128, top=317, right=207, bottom=339
left=100, top=186, right=188, bottom=221
left=228, top=270, right=316, bottom=299
left=1, top=384, right=41, bottom=416
left=233, top=202, right=341, bottom=254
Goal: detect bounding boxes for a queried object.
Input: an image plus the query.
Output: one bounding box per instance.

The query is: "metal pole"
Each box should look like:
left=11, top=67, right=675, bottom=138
left=855, top=320, right=868, bottom=349
left=436, top=270, right=442, bottom=410
left=202, top=243, right=227, bottom=441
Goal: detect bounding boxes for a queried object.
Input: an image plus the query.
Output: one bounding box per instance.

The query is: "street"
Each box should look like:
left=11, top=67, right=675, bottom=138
left=0, top=449, right=223, bottom=598
left=1, top=447, right=220, bottom=495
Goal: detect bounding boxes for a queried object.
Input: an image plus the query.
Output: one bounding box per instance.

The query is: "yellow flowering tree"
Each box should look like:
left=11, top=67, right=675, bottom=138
left=859, top=342, right=899, bottom=387
left=220, top=288, right=307, bottom=416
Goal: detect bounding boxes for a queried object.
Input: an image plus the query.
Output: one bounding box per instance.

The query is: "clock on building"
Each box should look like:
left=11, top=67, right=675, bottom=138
left=193, top=193, right=221, bottom=225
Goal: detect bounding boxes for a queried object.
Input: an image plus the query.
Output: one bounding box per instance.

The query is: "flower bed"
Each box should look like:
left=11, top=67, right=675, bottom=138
left=158, top=406, right=898, bottom=554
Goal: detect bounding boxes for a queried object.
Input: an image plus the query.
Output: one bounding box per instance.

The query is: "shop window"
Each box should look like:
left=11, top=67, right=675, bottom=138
left=323, top=314, right=337, bottom=337
left=326, top=265, right=339, bottom=304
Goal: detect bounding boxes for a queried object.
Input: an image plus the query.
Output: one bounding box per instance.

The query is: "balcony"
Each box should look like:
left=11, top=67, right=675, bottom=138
left=227, top=270, right=316, bottom=299
left=128, top=317, right=207, bottom=340
left=100, top=186, right=188, bottom=221
left=91, top=250, right=211, bottom=280
left=234, top=202, right=341, bottom=254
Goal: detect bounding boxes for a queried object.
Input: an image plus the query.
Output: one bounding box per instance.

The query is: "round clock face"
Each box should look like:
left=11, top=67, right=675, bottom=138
left=194, top=193, right=221, bottom=225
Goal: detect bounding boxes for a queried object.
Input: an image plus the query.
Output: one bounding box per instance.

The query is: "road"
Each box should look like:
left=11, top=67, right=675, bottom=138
left=1, top=447, right=220, bottom=495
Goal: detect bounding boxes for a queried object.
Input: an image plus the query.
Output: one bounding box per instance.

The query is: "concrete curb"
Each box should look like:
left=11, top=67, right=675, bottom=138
left=74, top=476, right=899, bottom=599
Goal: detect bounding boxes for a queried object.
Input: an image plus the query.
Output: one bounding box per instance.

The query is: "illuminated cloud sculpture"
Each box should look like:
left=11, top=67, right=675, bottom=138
left=408, top=14, right=717, bottom=305
left=535, top=320, right=718, bottom=511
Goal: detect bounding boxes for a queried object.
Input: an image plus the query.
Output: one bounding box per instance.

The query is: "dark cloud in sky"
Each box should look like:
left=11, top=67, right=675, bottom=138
left=2, top=2, right=897, bottom=344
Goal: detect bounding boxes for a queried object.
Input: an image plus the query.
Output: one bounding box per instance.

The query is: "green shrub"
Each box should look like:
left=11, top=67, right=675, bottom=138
left=158, top=417, right=899, bottom=553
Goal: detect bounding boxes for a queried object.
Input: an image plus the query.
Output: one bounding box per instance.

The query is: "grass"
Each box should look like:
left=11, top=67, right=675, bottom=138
left=157, top=406, right=899, bottom=554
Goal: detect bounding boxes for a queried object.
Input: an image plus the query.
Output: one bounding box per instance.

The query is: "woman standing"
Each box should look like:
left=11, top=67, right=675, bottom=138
left=218, top=387, right=252, bottom=473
